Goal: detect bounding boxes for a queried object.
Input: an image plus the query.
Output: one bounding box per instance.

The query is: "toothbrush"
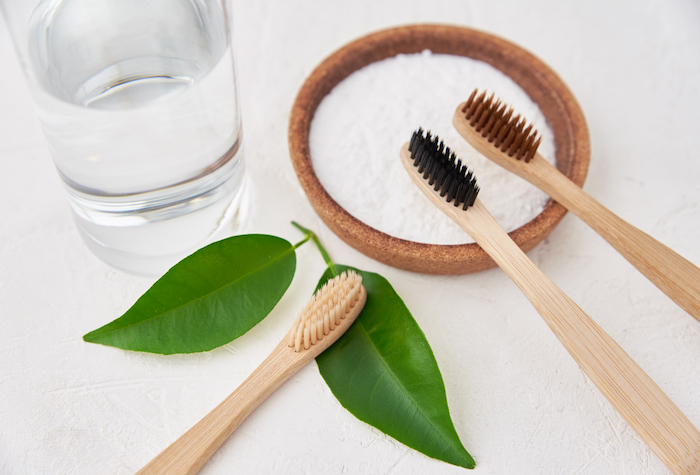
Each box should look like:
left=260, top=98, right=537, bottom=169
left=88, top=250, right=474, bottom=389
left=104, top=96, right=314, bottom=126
left=453, top=90, right=700, bottom=322
left=136, top=271, right=367, bottom=475
left=400, top=130, right=700, bottom=475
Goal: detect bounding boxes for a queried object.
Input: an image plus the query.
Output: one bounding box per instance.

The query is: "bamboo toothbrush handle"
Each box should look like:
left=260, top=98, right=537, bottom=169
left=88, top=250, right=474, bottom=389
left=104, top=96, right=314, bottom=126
left=453, top=105, right=700, bottom=322
left=136, top=274, right=366, bottom=475
left=137, top=277, right=367, bottom=475
left=136, top=340, right=312, bottom=475
left=530, top=156, right=700, bottom=322
left=402, top=136, right=700, bottom=473
left=459, top=198, right=700, bottom=475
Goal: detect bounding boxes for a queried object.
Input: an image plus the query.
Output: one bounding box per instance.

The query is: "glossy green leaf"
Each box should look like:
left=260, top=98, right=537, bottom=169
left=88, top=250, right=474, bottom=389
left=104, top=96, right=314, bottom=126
left=316, top=265, right=475, bottom=469
left=83, top=235, right=296, bottom=354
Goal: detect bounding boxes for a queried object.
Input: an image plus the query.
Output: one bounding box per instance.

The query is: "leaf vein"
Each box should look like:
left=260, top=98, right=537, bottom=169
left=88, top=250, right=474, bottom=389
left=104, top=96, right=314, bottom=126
left=90, top=240, right=295, bottom=336
left=357, top=316, right=464, bottom=457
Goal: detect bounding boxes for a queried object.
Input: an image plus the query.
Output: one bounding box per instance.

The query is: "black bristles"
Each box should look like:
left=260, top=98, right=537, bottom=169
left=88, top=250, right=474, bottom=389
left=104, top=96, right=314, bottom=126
left=412, top=149, right=422, bottom=168
left=432, top=168, right=446, bottom=191
left=454, top=183, right=467, bottom=207
left=408, top=127, right=424, bottom=154
left=445, top=179, right=456, bottom=203
left=407, top=129, right=480, bottom=210
left=416, top=148, right=427, bottom=173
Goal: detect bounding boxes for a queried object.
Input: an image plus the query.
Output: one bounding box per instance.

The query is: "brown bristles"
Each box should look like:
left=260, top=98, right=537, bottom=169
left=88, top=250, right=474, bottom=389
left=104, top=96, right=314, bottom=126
left=462, top=89, right=541, bottom=162
left=464, top=90, right=486, bottom=121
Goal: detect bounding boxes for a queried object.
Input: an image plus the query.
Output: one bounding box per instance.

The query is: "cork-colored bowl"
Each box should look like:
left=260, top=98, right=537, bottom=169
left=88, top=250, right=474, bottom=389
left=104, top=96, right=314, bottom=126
left=288, top=24, right=590, bottom=275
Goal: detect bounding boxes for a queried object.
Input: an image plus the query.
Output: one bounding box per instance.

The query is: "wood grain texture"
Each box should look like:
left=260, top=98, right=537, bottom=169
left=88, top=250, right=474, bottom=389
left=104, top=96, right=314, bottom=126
left=400, top=143, right=700, bottom=475
left=454, top=105, right=700, bottom=322
left=136, top=286, right=367, bottom=475
left=288, top=24, right=590, bottom=275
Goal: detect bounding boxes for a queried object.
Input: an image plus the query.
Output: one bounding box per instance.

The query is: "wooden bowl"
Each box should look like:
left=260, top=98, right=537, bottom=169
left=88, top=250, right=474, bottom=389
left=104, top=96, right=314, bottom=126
left=288, top=24, right=589, bottom=274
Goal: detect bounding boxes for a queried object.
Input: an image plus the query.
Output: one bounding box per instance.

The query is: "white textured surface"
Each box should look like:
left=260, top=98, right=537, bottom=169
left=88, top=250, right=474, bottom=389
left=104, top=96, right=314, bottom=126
left=1, top=1, right=700, bottom=474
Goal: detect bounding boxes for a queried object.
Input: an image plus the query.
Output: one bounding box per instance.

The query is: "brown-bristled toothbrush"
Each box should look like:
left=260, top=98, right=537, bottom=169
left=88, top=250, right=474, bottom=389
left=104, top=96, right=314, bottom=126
left=136, top=271, right=367, bottom=475
left=400, top=130, right=700, bottom=475
left=453, top=89, right=700, bottom=322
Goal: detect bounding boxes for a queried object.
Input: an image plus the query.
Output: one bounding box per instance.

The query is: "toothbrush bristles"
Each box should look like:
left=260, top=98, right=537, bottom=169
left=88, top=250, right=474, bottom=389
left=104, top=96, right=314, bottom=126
left=288, top=270, right=364, bottom=352
left=462, top=88, right=541, bottom=162
left=407, top=129, right=480, bottom=210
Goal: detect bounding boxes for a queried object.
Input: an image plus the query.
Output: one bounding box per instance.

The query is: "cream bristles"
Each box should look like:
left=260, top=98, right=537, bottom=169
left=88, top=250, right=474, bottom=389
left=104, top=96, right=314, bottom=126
left=287, top=271, right=363, bottom=352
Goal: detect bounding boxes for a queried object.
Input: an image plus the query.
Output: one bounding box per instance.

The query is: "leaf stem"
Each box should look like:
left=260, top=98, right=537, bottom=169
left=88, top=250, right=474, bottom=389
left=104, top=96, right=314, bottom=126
left=292, top=233, right=311, bottom=250
left=291, top=221, right=338, bottom=276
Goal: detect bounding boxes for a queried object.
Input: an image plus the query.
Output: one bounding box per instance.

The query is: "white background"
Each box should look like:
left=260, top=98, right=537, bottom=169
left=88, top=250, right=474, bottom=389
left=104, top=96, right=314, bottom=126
left=1, top=1, right=699, bottom=474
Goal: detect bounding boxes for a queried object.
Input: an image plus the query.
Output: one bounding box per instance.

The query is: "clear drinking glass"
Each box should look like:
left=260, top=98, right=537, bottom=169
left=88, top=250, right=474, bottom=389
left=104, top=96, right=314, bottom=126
left=1, top=0, right=246, bottom=275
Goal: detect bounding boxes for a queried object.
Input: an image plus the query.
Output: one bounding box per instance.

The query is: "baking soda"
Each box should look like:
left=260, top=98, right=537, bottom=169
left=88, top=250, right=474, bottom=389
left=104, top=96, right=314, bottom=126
left=310, top=50, right=556, bottom=245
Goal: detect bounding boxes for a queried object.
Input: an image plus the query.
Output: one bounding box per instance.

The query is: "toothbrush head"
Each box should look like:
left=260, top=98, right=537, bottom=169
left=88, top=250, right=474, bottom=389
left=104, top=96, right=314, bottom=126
left=287, top=270, right=365, bottom=352
left=406, top=128, right=480, bottom=211
left=460, top=89, right=542, bottom=162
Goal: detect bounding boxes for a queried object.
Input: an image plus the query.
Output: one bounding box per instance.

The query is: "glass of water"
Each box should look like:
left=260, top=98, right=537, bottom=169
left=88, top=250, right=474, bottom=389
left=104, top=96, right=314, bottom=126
left=1, top=0, right=246, bottom=275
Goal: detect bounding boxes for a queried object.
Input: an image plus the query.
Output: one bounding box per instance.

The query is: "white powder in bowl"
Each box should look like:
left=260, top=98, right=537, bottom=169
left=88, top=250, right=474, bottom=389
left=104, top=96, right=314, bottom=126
left=309, top=50, right=556, bottom=245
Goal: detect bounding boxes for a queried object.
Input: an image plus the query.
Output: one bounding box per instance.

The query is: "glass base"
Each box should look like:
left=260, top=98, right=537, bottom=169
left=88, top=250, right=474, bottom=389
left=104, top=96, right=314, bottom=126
left=74, top=178, right=250, bottom=276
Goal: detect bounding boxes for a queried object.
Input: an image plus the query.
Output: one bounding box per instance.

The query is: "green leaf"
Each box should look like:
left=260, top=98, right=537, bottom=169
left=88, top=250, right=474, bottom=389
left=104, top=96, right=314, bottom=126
left=316, top=265, right=475, bottom=469
left=83, top=235, right=297, bottom=354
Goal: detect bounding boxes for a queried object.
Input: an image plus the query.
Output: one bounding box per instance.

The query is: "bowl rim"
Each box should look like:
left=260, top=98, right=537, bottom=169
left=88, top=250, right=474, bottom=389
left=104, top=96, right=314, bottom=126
left=288, top=24, right=590, bottom=275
